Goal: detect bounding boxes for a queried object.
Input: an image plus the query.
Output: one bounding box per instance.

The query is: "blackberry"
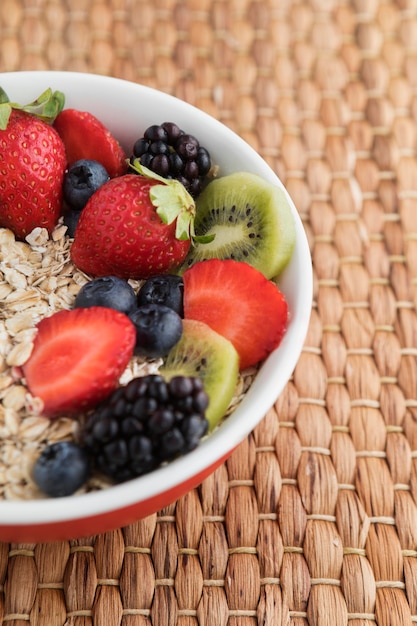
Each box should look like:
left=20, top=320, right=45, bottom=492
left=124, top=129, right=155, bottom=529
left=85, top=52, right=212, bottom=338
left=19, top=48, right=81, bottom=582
left=130, top=122, right=212, bottom=198
left=82, top=374, right=209, bottom=483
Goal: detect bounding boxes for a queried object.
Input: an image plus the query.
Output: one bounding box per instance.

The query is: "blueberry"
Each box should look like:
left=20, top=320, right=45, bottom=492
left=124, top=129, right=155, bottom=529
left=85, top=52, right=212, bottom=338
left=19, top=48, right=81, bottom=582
left=63, top=159, right=110, bottom=210
left=33, top=441, right=90, bottom=498
left=137, top=275, right=184, bottom=317
left=74, top=276, right=138, bottom=315
left=63, top=209, right=81, bottom=238
left=129, top=304, right=183, bottom=358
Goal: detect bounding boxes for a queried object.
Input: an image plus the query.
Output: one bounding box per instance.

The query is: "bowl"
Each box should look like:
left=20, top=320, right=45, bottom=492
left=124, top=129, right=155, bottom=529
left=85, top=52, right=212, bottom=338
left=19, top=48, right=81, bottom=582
left=0, top=71, right=312, bottom=542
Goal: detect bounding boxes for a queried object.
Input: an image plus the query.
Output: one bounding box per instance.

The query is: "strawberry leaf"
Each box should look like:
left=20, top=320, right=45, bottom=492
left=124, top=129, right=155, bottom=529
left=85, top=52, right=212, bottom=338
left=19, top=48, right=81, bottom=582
left=0, top=88, right=10, bottom=105
left=129, top=159, right=168, bottom=184
left=192, top=233, right=216, bottom=244
left=0, top=103, right=12, bottom=130
left=0, top=87, right=65, bottom=129
left=130, top=159, right=197, bottom=241
left=17, top=88, right=66, bottom=122
left=174, top=208, right=194, bottom=241
left=0, top=87, right=12, bottom=129
left=151, top=181, right=195, bottom=235
left=129, top=159, right=216, bottom=244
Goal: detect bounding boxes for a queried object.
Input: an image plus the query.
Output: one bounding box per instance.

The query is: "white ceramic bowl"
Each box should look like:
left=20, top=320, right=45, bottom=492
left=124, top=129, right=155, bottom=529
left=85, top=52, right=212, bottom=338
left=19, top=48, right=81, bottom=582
left=0, top=71, right=312, bottom=542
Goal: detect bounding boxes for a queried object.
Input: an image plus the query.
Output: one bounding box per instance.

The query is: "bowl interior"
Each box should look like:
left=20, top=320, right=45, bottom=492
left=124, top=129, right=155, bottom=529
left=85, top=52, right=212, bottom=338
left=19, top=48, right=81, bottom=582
left=0, top=71, right=312, bottom=525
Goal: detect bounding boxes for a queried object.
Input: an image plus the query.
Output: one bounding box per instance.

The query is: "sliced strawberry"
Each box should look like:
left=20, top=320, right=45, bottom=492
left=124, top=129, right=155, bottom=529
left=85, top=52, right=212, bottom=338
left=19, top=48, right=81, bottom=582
left=183, top=259, right=288, bottom=370
left=22, top=307, right=136, bottom=417
left=54, top=109, right=128, bottom=178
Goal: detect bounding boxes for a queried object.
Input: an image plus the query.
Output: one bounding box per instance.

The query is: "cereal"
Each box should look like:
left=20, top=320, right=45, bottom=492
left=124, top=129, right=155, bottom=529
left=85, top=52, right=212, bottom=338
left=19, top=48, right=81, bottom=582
left=0, top=223, right=94, bottom=499
left=0, top=223, right=251, bottom=499
left=6, top=342, right=34, bottom=367
left=2, top=385, right=27, bottom=411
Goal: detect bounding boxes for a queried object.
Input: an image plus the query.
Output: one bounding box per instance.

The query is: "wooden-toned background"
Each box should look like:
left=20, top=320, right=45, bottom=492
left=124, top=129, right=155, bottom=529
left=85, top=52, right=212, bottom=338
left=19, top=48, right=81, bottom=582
left=1, top=0, right=417, bottom=624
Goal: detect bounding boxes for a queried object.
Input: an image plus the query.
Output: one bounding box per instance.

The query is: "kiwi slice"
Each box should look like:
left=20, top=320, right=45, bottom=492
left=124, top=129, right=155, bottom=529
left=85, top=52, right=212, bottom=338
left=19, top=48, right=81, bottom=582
left=182, top=171, right=296, bottom=280
left=160, top=319, right=239, bottom=430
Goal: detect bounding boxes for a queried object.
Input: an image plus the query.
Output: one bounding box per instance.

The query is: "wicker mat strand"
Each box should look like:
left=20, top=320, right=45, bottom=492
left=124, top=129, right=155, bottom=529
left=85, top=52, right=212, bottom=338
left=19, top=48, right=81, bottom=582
left=1, top=0, right=417, bottom=625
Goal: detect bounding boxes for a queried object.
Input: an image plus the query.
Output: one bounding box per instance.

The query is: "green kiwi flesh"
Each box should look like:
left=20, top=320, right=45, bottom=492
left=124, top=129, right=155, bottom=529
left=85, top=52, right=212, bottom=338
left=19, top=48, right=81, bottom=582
left=182, top=171, right=296, bottom=279
left=160, top=319, right=239, bottom=430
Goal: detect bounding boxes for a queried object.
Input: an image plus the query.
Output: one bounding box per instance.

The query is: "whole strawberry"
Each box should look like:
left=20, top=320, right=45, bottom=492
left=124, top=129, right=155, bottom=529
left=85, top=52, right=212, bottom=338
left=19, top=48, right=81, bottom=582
left=71, top=163, right=205, bottom=280
left=0, top=88, right=67, bottom=240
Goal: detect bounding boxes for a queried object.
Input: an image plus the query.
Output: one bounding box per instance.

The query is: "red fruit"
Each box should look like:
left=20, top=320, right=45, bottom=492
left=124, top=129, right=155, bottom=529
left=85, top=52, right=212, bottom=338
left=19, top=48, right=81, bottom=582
left=0, top=110, right=66, bottom=239
left=22, top=307, right=136, bottom=417
left=71, top=173, right=194, bottom=280
left=183, top=259, right=288, bottom=369
left=54, top=109, right=128, bottom=178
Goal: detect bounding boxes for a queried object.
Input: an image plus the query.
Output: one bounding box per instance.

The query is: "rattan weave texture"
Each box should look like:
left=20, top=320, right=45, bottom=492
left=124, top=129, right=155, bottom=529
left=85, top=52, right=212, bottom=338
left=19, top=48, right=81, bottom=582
left=1, top=0, right=417, bottom=624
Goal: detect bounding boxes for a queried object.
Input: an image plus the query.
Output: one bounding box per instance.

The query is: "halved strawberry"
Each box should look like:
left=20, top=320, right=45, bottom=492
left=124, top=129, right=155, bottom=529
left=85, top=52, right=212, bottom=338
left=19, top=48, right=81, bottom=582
left=54, top=109, right=128, bottom=178
left=183, top=259, right=288, bottom=370
left=22, top=307, right=136, bottom=417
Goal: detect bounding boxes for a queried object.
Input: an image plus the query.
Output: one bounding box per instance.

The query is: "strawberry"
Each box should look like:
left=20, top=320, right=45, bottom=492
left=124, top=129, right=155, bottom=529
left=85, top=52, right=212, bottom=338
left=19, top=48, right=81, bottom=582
left=0, top=88, right=67, bottom=240
left=183, top=259, right=288, bottom=369
left=54, top=108, right=128, bottom=178
left=70, top=164, right=201, bottom=280
left=21, top=307, right=136, bottom=417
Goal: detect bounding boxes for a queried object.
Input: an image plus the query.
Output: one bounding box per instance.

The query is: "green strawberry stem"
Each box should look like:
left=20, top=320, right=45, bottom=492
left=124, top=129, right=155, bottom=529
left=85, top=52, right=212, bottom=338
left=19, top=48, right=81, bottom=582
left=0, top=87, right=65, bottom=130
left=129, top=159, right=214, bottom=244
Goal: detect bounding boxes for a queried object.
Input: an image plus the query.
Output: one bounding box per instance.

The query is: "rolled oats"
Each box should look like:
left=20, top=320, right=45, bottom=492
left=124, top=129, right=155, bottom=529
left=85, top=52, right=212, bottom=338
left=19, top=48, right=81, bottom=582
left=2, top=385, right=27, bottom=411
left=25, top=227, right=49, bottom=247
left=0, top=375, right=12, bottom=391
left=0, top=284, right=13, bottom=300
left=18, top=416, right=50, bottom=441
left=6, top=342, right=34, bottom=367
left=5, top=311, right=36, bottom=335
left=3, top=407, right=20, bottom=437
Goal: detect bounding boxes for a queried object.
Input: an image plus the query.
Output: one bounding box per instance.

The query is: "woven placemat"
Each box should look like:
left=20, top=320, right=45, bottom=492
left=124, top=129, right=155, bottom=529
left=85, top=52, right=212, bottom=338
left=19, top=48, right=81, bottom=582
left=1, top=0, right=417, bottom=624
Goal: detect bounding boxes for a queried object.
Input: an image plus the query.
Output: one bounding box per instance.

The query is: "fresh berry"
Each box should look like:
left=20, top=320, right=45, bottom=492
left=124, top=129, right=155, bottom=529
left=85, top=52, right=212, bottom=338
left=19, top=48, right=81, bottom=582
left=70, top=171, right=197, bottom=279
left=82, top=374, right=209, bottom=482
left=183, top=259, right=288, bottom=370
left=0, top=88, right=67, bottom=240
left=33, top=441, right=90, bottom=497
left=63, top=159, right=110, bottom=211
left=130, top=122, right=212, bottom=197
left=129, top=304, right=183, bottom=358
left=22, top=307, right=136, bottom=417
left=74, top=276, right=137, bottom=315
left=137, top=274, right=184, bottom=317
left=63, top=209, right=81, bottom=238
left=54, top=108, right=128, bottom=178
